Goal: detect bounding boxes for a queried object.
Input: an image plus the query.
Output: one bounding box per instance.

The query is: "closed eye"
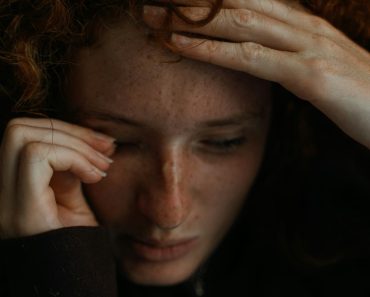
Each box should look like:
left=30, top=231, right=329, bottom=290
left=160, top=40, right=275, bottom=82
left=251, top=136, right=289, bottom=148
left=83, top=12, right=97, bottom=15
left=201, top=137, right=247, bottom=153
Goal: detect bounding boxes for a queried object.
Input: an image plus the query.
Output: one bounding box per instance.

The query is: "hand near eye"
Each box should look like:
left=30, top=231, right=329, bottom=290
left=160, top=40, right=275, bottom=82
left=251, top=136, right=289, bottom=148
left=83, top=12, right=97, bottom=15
left=143, top=0, right=370, bottom=149
left=0, top=118, right=115, bottom=239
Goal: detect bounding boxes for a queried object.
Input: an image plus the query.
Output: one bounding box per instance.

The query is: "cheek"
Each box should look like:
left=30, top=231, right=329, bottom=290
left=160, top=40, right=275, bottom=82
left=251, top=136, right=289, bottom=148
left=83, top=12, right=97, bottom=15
left=83, top=161, right=139, bottom=225
left=191, top=144, right=267, bottom=227
left=187, top=144, right=266, bottom=250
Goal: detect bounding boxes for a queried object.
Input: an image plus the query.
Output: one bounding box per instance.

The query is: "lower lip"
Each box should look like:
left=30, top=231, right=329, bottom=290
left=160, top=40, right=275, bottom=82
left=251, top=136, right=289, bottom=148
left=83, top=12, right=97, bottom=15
left=129, top=238, right=198, bottom=262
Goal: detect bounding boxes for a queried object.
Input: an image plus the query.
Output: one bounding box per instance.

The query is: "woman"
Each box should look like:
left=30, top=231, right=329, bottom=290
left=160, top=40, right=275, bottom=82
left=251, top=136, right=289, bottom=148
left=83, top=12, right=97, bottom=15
left=0, top=0, right=369, bottom=296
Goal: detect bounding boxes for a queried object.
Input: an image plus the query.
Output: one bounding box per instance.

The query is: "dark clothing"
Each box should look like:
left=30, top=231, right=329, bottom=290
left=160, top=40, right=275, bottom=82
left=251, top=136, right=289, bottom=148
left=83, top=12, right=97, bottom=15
left=1, top=224, right=370, bottom=297
left=0, top=227, right=117, bottom=297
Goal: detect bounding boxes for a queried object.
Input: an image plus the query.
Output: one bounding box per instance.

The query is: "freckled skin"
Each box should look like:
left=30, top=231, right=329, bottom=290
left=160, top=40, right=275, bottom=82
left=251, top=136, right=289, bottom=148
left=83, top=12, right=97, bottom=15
left=66, top=19, right=272, bottom=286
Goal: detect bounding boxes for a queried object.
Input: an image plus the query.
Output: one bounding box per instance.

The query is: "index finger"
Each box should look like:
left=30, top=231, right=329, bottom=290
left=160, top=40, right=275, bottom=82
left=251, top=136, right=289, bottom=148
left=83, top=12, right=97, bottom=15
left=5, top=117, right=116, bottom=150
left=150, top=0, right=342, bottom=40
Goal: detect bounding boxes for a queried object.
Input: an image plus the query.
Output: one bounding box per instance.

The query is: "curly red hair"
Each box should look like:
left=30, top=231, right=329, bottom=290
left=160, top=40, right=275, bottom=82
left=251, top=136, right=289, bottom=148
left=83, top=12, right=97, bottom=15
left=0, top=0, right=368, bottom=116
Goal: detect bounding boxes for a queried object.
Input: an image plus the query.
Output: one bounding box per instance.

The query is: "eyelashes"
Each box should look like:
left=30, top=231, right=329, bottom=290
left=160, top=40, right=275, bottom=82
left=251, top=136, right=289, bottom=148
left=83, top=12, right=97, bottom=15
left=114, top=136, right=247, bottom=154
left=201, top=137, right=247, bottom=153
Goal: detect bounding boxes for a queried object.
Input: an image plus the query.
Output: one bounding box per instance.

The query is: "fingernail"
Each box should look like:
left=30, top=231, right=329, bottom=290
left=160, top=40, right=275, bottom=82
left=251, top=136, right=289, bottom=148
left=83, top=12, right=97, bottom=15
left=94, top=132, right=116, bottom=143
left=171, top=34, right=192, bottom=46
left=94, top=167, right=107, bottom=177
left=97, top=151, right=114, bottom=164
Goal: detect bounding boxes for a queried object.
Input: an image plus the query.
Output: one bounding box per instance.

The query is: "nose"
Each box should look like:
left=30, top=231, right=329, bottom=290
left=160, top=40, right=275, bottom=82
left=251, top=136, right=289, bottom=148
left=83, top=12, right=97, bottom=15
left=137, top=149, right=191, bottom=230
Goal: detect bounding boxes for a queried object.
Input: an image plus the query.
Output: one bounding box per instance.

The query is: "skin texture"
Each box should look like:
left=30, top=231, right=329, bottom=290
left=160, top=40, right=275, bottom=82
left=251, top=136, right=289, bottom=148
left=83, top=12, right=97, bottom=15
left=65, top=19, right=271, bottom=285
left=1, top=0, right=368, bottom=290
left=143, top=0, right=370, bottom=149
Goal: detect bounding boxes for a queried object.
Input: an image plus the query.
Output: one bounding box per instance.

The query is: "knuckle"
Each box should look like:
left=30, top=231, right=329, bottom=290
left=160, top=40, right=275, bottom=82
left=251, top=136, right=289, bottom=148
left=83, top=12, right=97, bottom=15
left=4, top=123, right=26, bottom=144
left=312, top=34, right=338, bottom=51
left=20, top=142, right=45, bottom=161
left=7, top=117, right=26, bottom=128
left=308, top=15, right=330, bottom=32
left=308, top=15, right=338, bottom=38
left=204, top=40, right=221, bottom=62
left=302, top=56, right=337, bottom=94
left=310, top=34, right=326, bottom=47
left=229, top=9, right=255, bottom=29
left=239, top=42, right=264, bottom=64
left=303, top=51, right=336, bottom=74
left=306, top=57, right=330, bottom=73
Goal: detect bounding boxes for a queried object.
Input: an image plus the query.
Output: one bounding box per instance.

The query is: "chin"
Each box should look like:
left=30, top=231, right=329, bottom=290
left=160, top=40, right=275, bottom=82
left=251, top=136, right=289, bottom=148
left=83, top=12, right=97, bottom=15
left=120, top=256, right=200, bottom=286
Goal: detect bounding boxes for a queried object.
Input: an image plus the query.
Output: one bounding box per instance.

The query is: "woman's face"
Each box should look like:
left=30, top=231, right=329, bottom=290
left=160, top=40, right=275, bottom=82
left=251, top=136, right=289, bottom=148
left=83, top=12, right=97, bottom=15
left=66, top=19, right=272, bottom=285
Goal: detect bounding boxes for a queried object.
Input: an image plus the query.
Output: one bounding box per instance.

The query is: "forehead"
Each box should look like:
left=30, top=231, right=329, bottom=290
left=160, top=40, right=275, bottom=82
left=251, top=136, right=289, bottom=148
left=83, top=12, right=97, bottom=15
left=66, top=19, right=271, bottom=123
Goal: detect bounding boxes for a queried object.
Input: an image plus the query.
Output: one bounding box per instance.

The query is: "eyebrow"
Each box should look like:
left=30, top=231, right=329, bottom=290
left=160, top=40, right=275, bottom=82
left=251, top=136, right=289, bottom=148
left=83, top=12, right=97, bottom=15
left=78, top=109, right=262, bottom=128
left=200, top=113, right=261, bottom=127
left=80, top=111, right=144, bottom=127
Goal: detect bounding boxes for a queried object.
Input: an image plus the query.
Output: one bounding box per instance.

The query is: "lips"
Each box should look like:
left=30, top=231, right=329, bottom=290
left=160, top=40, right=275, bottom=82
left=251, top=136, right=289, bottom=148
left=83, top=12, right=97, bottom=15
left=125, top=236, right=198, bottom=262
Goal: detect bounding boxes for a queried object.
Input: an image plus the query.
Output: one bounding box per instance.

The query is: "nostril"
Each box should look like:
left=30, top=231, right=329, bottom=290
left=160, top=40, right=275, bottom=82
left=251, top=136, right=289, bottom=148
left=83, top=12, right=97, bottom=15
left=152, top=200, right=187, bottom=230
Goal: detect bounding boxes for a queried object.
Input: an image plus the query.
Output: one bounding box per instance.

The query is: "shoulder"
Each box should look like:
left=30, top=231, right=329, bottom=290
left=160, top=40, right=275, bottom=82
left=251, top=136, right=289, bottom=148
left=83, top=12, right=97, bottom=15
left=0, top=226, right=118, bottom=297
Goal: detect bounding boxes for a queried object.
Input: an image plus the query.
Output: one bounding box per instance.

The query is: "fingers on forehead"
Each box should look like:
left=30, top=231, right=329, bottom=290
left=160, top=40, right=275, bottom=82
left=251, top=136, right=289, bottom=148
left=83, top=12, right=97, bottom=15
left=148, top=0, right=309, bottom=19
left=147, top=0, right=307, bottom=8
left=148, top=0, right=228, bottom=8
left=6, top=118, right=115, bottom=150
left=8, top=118, right=93, bottom=137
